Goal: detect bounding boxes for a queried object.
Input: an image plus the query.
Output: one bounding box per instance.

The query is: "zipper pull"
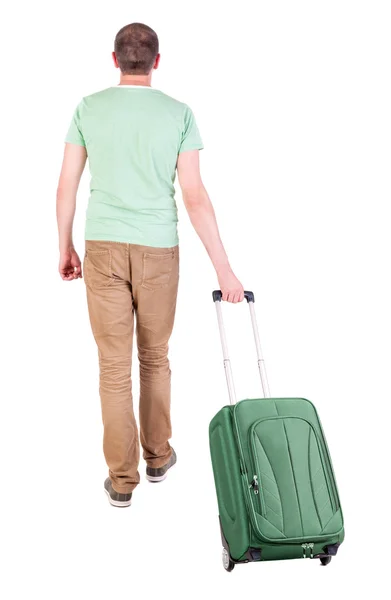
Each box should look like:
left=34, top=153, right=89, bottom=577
left=309, top=543, right=314, bottom=559
left=301, top=543, right=314, bottom=559
left=249, top=475, right=259, bottom=495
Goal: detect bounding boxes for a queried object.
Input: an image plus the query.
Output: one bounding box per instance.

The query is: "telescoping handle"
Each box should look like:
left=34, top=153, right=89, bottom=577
left=212, top=290, right=270, bottom=404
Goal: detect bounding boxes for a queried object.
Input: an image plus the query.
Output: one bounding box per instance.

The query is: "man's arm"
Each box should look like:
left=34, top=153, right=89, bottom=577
left=56, top=143, right=87, bottom=280
left=177, top=150, right=244, bottom=303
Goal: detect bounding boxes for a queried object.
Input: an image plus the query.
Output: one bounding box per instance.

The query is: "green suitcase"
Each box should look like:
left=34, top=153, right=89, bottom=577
left=209, top=291, right=344, bottom=571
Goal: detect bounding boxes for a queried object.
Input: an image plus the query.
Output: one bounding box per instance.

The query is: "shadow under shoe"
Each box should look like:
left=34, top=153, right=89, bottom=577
left=146, top=448, right=177, bottom=483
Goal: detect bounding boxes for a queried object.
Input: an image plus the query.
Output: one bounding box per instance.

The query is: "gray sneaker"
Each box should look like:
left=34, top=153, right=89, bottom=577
left=104, top=478, right=132, bottom=507
left=146, top=448, right=177, bottom=483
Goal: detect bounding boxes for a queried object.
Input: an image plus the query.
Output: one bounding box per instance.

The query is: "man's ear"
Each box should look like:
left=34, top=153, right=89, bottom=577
left=112, top=52, right=119, bottom=69
left=153, top=53, right=161, bottom=70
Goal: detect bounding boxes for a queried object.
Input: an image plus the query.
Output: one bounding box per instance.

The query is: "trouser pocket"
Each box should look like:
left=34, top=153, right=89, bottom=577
left=141, top=249, right=177, bottom=291
left=84, top=249, right=113, bottom=290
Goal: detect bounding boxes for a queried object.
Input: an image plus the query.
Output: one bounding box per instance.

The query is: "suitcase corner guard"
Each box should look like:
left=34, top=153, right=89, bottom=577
left=219, top=517, right=262, bottom=564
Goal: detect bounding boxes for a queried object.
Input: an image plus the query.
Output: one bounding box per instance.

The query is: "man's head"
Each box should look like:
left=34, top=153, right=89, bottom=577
left=113, top=23, right=160, bottom=75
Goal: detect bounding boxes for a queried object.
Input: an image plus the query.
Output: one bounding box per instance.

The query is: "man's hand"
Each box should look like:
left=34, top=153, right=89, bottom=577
left=59, top=247, right=82, bottom=281
left=218, top=267, right=244, bottom=303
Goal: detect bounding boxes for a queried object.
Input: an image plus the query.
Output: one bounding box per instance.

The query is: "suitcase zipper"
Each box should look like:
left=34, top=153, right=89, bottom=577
left=248, top=475, right=259, bottom=495
left=249, top=474, right=265, bottom=514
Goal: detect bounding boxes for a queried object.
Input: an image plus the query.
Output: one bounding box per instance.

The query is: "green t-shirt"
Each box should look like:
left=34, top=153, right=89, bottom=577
left=65, top=86, right=203, bottom=247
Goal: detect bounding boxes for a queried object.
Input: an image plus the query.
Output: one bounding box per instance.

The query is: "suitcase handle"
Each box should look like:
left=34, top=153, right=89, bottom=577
left=212, top=290, right=255, bottom=303
left=212, top=289, right=270, bottom=404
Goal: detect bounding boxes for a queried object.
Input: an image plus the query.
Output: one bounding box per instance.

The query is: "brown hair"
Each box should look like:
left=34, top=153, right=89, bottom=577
left=114, top=23, right=159, bottom=75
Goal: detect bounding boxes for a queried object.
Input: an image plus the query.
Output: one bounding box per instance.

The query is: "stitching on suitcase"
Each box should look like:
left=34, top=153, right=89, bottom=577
left=306, top=422, right=335, bottom=514
left=311, top=465, right=323, bottom=481
left=264, top=499, right=283, bottom=520
left=301, top=398, right=342, bottom=516
left=258, top=470, right=281, bottom=494
left=308, top=427, right=323, bottom=530
left=253, top=432, right=285, bottom=534
left=318, top=497, right=332, bottom=515
left=319, top=504, right=340, bottom=534
left=259, top=474, right=281, bottom=502
left=282, top=420, right=304, bottom=537
left=314, top=482, right=327, bottom=497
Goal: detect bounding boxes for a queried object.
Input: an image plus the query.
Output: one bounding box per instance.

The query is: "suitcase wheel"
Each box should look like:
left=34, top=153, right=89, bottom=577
left=320, top=556, right=332, bottom=566
left=222, top=547, right=235, bottom=572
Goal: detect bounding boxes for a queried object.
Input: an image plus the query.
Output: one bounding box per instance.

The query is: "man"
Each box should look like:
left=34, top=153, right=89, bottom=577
left=57, top=22, right=244, bottom=508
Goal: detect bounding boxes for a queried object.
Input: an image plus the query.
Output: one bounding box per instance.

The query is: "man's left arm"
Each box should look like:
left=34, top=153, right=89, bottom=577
left=56, top=143, right=87, bottom=280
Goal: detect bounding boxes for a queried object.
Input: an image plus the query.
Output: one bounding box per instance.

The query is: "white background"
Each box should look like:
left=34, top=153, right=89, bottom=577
left=1, top=0, right=390, bottom=598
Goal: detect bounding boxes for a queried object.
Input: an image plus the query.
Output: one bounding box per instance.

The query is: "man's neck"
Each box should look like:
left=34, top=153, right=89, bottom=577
left=118, top=74, right=152, bottom=87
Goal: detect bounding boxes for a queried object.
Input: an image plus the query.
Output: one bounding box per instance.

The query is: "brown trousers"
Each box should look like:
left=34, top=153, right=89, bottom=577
left=83, top=240, right=179, bottom=494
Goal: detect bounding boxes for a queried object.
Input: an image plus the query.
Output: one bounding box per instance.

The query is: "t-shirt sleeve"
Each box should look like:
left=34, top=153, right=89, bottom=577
left=65, top=102, right=85, bottom=146
left=179, top=105, right=204, bottom=153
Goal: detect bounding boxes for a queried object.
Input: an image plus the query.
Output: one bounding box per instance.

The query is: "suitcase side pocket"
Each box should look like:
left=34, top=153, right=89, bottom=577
left=209, top=407, right=251, bottom=561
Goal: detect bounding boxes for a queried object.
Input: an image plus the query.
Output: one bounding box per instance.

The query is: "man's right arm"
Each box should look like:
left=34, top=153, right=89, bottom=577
left=177, top=150, right=244, bottom=303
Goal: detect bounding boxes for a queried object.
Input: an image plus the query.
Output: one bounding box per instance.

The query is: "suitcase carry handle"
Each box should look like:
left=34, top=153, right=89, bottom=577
left=212, top=290, right=255, bottom=303
left=212, top=290, right=270, bottom=404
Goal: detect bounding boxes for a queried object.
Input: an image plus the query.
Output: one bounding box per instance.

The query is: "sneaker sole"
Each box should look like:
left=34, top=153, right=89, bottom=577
left=104, top=488, right=132, bottom=507
left=146, top=460, right=176, bottom=483
left=146, top=473, right=168, bottom=483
